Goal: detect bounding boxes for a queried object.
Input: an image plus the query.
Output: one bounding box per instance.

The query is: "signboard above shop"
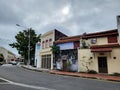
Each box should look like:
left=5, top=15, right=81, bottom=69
left=57, top=42, right=74, bottom=50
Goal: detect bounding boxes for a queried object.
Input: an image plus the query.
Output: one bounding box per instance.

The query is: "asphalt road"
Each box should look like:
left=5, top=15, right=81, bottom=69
left=0, top=64, right=120, bottom=90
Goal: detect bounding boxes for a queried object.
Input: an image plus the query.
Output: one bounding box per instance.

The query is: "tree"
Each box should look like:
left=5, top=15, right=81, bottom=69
left=50, top=45, right=60, bottom=54
left=81, top=40, right=88, bottom=48
left=0, top=53, right=4, bottom=58
left=0, top=53, right=4, bottom=65
left=9, top=28, right=40, bottom=65
left=0, top=53, right=4, bottom=61
left=50, top=45, right=60, bottom=68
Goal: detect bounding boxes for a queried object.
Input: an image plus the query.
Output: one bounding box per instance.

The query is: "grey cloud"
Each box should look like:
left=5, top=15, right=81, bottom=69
left=0, top=0, right=120, bottom=54
left=61, top=0, right=120, bottom=34
left=0, top=0, right=22, bottom=25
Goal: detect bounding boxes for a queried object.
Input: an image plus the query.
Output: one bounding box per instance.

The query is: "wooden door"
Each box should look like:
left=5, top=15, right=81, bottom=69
left=98, top=57, right=108, bottom=73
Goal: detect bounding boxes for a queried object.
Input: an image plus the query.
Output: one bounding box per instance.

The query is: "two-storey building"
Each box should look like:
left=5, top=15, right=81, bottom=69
left=78, top=29, right=120, bottom=74
left=40, top=29, right=67, bottom=70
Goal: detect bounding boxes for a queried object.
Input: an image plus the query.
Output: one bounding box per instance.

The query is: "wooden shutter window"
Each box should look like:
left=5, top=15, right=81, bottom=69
left=108, top=36, right=117, bottom=43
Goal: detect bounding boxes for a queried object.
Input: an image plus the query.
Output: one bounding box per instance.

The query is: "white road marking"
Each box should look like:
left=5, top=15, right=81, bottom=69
left=0, top=77, right=55, bottom=90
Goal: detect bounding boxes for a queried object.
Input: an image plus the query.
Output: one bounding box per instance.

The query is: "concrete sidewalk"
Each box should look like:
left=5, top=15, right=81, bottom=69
left=21, top=65, right=49, bottom=72
left=21, top=65, right=120, bottom=82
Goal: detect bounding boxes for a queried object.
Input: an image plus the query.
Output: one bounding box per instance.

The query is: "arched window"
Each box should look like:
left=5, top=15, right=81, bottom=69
left=49, top=39, right=52, bottom=46
left=42, top=41, right=44, bottom=49
left=46, top=40, right=48, bottom=48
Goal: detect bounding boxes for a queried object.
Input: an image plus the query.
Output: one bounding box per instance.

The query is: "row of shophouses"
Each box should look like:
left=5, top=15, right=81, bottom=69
left=34, top=29, right=120, bottom=74
left=34, top=16, right=120, bottom=74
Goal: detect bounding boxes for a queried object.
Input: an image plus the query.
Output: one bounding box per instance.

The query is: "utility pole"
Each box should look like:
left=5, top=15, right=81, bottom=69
left=16, top=24, right=31, bottom=65
left=28, top=28, right=30, bottom=65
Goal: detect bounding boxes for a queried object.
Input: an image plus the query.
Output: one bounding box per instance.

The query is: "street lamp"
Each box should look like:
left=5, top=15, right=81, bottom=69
left=16, top=24, right=31, bottom=65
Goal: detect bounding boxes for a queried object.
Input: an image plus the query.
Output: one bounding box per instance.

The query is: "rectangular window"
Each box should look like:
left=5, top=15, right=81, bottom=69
left=42, top=41, right=45, bottom=49
left=46, top=40, right=48, bottom=48
left=49, top=39, right=52, bottom=47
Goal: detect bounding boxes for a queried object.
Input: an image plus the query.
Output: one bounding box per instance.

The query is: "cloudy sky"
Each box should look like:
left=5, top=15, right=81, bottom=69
left=0, top=0, right=120, bottom=55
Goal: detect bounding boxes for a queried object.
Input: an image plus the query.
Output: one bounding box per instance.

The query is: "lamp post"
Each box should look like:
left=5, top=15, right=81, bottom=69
left=16, top=24, right=30, bottom=65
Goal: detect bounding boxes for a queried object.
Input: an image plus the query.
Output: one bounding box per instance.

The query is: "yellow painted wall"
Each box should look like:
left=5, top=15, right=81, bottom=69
left=41, top=30, right=54, bottom=49
left=78, top=49, right=98, bottom=72
left=95, top=37, right=108, bottom=45
left=84, top=37, right=108, bottom=47
left=40, top=48, right=51, bottom=55
left=40, top=30, right=54, bottom=69
left=108, top=48, right=120, bottom=74
left=78, top=48, right=120, bottom=74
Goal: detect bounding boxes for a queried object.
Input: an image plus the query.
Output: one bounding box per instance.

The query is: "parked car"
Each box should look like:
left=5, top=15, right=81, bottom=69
left=17, top=62, right=24, bottom=65
left=0, top=58, right=4, bottom=65
left=9, top=61, right=17, bottom=65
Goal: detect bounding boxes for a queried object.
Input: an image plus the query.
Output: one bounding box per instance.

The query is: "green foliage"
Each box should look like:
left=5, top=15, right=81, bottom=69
left=0, top=53, right=4, bottom=59
left=9, top=28, right=40, bottom=65
left=50, top=45, right=60, bottom=67
left=87, top=70, right=97, bottom=74
left=66, top=61, right=71, bottom=67
left=81, top=40, right=88, bottom=48
left=64, top=61, right=71, bottom=71
left=50, top=45, right=60, bottom=54
left=110, top=72, right=120, bottom=76
left=0, top=53, right=4, bottom=63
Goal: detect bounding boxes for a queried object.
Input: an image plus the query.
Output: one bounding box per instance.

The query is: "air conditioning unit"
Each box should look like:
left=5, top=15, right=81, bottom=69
left=91, top=38, right=97, bottom=44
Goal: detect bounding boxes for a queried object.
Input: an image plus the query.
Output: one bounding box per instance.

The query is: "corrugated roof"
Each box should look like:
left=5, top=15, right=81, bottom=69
left=83, top=29, right=118, bottom=39
left=54, top=29, right=118, bottom=44
left=54, top=35, right=80, bottom=44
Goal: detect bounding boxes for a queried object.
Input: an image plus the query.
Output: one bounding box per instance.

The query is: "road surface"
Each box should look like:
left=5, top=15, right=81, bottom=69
left=0, top=64, right=120, bottom=90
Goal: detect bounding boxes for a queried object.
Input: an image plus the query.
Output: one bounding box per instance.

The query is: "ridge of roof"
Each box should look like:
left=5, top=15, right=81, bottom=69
left=55, top=29, right=118, bottom=44
left=84, top=29, right=117, bottom=36
left=83, top=29, right=118, bottom=39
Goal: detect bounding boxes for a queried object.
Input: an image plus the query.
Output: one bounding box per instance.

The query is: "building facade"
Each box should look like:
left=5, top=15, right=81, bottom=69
left=34, top=42, right=41, bottom=68
left=78, top=29, right=120, bottom=74
left=0, top=47, right=17, bottom=63
left=54, top=35, right=80, bottom=71
left=40, top=29, right=67, bottom=69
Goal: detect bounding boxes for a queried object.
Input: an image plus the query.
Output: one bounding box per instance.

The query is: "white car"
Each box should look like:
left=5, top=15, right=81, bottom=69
left=9, top=61, right=17, bottom=65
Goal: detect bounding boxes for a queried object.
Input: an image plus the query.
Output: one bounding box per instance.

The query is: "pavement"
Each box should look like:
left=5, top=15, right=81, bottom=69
left=21, top=65, right=120, bottom=82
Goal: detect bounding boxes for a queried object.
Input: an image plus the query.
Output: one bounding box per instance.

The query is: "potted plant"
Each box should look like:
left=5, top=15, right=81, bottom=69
left=66, top=61, right=71, bottom=71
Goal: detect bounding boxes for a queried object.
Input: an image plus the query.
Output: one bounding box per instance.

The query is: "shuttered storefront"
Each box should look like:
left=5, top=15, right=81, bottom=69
left=41, top=54, right=51, bottom=69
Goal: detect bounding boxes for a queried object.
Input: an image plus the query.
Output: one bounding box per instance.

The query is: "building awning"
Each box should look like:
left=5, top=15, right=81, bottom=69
left=91, top=48, right=112, bottom=52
